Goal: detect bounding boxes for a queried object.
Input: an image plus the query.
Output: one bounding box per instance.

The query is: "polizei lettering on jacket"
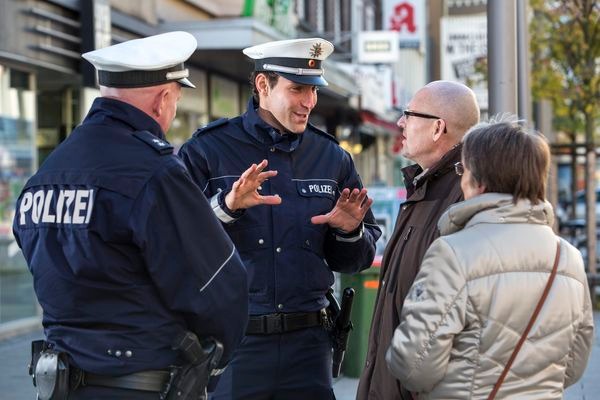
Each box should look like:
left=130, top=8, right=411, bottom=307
left=308, top=184, right=333, bottom=195
left=18, top=189, right=95, bottom=225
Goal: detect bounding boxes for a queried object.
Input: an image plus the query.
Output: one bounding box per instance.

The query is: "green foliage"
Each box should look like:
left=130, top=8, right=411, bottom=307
left=529, top=0, right=599, bottom=140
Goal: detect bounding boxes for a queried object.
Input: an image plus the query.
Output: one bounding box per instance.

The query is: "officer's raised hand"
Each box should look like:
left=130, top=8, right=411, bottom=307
left=225, top=159, right=281, bottom=211
left=310, top=188, right=373, bottom=232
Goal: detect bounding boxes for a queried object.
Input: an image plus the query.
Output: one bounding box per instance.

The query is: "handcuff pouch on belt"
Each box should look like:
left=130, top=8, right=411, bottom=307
left=30, top=340, right=70, bottom=400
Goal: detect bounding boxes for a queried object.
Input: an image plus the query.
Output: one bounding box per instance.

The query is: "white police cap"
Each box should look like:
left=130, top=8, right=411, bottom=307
left=243, top=38, right=334, bottom=87
left=82, top=31, right=197, bottom=88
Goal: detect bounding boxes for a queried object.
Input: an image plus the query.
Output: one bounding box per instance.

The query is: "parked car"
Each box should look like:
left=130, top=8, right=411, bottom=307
left=556, top=188, right=600, bottom=225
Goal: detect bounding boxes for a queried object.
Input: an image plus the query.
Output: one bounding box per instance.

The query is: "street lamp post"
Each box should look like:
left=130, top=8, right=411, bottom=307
left=487, top=0, right=517, bottom=116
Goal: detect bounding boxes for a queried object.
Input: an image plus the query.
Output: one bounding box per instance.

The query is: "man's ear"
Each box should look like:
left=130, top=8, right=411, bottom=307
left=152, top=88, right=169, bottom=117
left=255, top=73, right=269, bottom=97
left=432, top=119, right=446, bottom=142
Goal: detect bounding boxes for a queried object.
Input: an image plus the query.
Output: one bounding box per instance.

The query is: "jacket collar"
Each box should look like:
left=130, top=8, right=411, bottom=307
left=241, top=97, right=301, bottom=152
left=438, top=192, right=555, bottom=235
left=83, top=97, right=166, bottom=140
left=402, top=143, right=462, bottom=200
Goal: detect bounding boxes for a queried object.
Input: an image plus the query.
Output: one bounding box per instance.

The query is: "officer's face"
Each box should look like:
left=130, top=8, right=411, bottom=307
left=258, top=75, right=318, bottom=134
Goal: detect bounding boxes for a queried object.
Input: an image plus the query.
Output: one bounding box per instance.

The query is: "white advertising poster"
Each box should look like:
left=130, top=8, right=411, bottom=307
left=338, top=63, right=393, bottom=115
left=440, top=14, right=488, bottom=110
left=383, top=0, right=426, bottom=49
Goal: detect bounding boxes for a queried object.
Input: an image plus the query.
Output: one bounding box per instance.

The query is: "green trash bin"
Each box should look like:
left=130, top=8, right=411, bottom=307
left=339, top=264, right=381, bottom=378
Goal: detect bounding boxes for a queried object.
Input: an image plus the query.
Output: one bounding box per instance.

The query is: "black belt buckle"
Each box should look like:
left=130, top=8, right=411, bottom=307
left=263, top=313, right=283, bottom=334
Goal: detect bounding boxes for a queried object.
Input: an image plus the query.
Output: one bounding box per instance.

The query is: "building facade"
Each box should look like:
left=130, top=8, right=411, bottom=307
left=0, top=0, right=401, bottom=331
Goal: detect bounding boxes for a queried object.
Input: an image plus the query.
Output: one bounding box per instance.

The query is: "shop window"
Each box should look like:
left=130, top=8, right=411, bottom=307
left=0, top=66, right=38, bottom=325
left=10, top=70, right=30, bottom=90
left=37, top=88, right=80, bottom=165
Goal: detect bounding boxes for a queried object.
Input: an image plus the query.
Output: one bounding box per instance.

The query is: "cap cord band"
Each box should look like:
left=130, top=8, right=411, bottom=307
left=166, top=69, right=189, bottom=80
left=255, top=57, right=322, bottom=69
left=262, top=64, right=324, bottom=76
left=98, top=63, right=187, bottom=88
left=254, top=57, right=323, bottom=76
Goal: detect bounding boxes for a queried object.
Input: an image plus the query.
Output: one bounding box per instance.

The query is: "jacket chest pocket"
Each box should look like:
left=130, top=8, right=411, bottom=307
left=295, top=180, right=336, bottom=216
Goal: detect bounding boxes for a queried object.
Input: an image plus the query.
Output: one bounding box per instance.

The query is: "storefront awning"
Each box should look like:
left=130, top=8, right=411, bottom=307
left=360, top=110, right=400, bottom=137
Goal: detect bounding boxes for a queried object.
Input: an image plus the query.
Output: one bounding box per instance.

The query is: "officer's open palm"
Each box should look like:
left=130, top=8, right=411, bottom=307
left=225, top=159, right=281, bottom=211
left=311, top=188, right=373, bottom=232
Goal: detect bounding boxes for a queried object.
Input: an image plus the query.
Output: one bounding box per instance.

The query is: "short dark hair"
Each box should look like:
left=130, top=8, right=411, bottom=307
left=462, top=118, right=550, bottom=204
left=249, top=71, right=279, bottom=103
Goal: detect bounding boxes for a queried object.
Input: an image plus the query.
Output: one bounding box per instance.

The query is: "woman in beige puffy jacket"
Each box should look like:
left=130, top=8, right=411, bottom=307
left=386, top=119, right=595, bottom=399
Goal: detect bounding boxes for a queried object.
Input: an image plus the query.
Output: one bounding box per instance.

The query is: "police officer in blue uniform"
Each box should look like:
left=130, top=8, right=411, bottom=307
left=179, top=38, right=382, bottom=400
left=12, top=32, right=248, bottom=400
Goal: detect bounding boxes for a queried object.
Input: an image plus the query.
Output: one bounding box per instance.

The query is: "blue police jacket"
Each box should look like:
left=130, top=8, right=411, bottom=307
left=12, top=97, right=248, bottom=375
left=179, top=98, right=381, bottom=315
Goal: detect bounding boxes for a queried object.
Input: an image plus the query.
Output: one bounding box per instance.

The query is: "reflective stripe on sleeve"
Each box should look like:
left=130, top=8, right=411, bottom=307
left=199, top=245, right=236, bottom=293
left=210, top=193, right=237, bottom=223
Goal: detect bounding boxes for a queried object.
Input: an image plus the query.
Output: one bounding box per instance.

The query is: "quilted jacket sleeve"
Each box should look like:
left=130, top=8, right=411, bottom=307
left=563, top=242, right=595, bottom=387
left=386, top=238, right=467, bottom=392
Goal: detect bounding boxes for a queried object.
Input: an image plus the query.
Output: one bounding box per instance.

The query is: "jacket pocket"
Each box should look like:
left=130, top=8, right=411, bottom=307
left=301, top=225, right=326, bottom=258
left=387, top=225, right=415, bottom=293
left=228, top=226, right=270, bottom=295
left=300, top=226, right=332, bottom=291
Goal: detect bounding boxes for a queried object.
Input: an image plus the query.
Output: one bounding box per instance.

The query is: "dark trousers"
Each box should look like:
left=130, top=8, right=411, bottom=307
left=210, top=327, right=336, bottom=400
left=68, top=386, right=161, bottom=399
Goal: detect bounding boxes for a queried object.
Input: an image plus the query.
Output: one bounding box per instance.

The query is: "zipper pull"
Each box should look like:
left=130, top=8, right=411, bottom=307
left=403, top=226, right=413, bottom=241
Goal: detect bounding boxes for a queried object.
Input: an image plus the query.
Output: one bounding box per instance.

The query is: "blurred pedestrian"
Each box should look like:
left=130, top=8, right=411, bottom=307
left=179, top=38, right=381, bottom=399
left=386, top=117, right=594, bottom=399
left=357, top=80, right=481, bottom=400
left=13, top=32, right=248, bottom=400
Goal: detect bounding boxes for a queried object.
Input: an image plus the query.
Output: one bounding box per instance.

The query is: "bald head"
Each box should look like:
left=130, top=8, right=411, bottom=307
left=418, top=80, right=480, bottom=140
left=100, top=82, right=181, bottom=133
left=398, top=80, right=480, bottom=169
left=100, top=84, right=168, bottom=111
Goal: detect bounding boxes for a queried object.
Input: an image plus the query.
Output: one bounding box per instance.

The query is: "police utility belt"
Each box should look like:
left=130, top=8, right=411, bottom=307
left=29, top=332, right=222, bottom=400
left=246, top=309, right=330, bottom=335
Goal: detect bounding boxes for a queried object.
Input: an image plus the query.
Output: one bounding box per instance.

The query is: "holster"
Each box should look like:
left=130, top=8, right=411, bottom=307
left=163, top=362, right=210, bottom=400
left=326, top=287, right=355, bottom=378
left=30, top=340, right=70, bottom=400
left=161, top=333, right=223, bottom=400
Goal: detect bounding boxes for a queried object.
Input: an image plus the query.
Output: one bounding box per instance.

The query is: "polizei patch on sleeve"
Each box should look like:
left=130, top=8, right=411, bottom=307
left=18, top=188, right=95, bottom=226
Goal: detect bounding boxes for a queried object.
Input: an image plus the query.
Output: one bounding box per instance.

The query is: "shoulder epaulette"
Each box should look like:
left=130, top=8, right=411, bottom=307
left=308, top=123, right=339, bottom=144
left=132, top=131, right=173, bottom=155
left=193, top=118, right=229, bottom=137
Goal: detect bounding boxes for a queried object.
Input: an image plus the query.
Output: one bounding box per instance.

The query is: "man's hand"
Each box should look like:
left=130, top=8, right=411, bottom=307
left=225, top=160, right=281, bottom=211
left=311, top=188, right=373, bottom=233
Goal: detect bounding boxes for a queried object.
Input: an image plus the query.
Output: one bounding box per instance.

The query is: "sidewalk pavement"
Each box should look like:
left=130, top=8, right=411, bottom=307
left=1, top=312, right=598, bottom=399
